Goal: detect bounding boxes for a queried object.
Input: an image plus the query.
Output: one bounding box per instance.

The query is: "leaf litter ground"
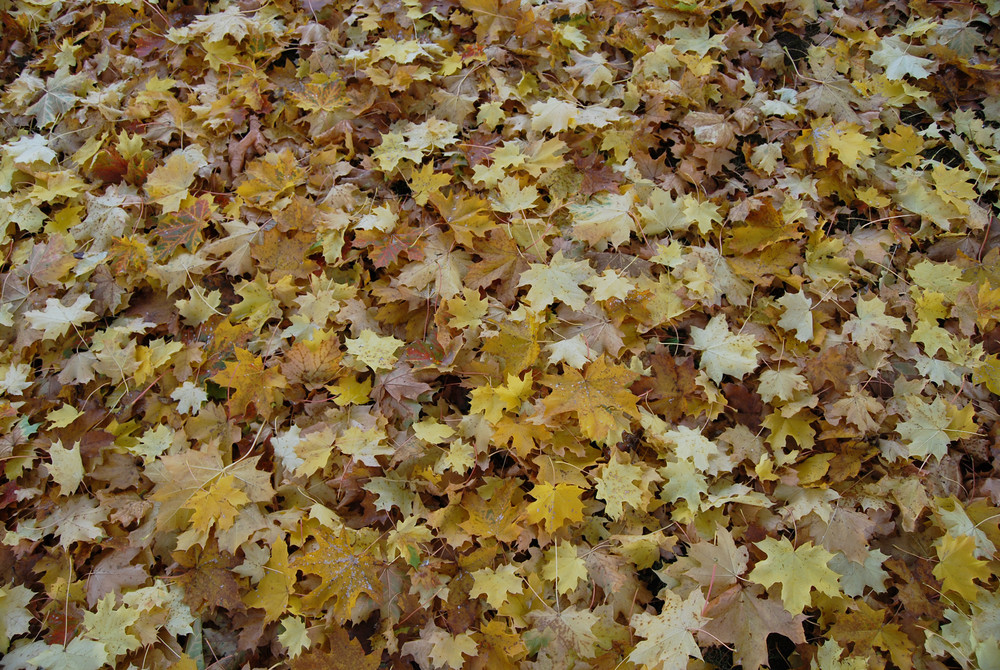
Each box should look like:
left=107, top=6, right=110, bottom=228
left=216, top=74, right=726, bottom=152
left=1, top=0, right=1000, bottom=668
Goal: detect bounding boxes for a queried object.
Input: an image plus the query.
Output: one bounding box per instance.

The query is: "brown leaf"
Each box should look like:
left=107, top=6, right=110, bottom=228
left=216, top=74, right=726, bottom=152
left=699, top=584, right=807, bottom=670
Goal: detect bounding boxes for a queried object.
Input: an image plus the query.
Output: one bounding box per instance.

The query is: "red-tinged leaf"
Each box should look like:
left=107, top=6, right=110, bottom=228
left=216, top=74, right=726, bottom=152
left=151, top=196, right=212, bottom=261
left=354, top=227, right=423, bottom=268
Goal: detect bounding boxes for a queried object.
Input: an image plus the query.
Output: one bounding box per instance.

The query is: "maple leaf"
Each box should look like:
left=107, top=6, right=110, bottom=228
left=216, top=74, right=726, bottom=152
left=251, top=229, right=319, bottom=281
left=0, top=583, right=34, bottom=653
left=459, top=479, right=525, bottom=543
left=151, top=195, right=212, bottom=261
left=843, top=295, right=905, bottom=350
left=463, top=229, right=530, bottom=303
left=6, top=0, right=1000, bottom=666
left=631, top=351, right=701, bottom=423
left=469, top=564, right=524, bottom=608
left=469, top=372, right=531, bottom=423
left=595, top=451, right=649, bottom=521
left=24, top=295, right=98, bottom=340
left=870, top=36, right=936, bottom=80
left=210, top=347, right=288, bottom=418
left=800, top=117, right=877, bottom=169
left=372, top=131, right=422, bottom=172
left=749, top=537, right=841, bottom=614
left=542, top=355, right=640, bottom=443
left=172, top=540, right=244, bottom=614
left=491, top=175, right=539, bottom=213
left=700, top=584, right=806, bottom=670
left=47, top=439, right=84, bottom=495
left=524, top=481, right=586, bottom=533
left=541, top=540, right=589, bottom=595
left=568, top=191, right=635, bottom=249
left=29, top=638, right=107, bottom=670
left=933, top=534, right=993, bottom=602
left=629, top=589, right=709, bottom=670
left=518, top=251, right=594, bottom=310
left=826, top=599, right=915, bottom=670
left=236, top=149, right=305, bottom=205
left=690, top=315, right=760, bottom=384
left=529, top=98, right=578, bottom=133
left=407, top=162, right=451, bottom=206
left=776, top=291, right=815, bottom=342
left=81, top=594, right=141, bottom=662
left=428, top=188, right=494, bottom=245
left=290, top=628, right=382, bottom=670
left=896, top=395, right=954, bottom=461
left=292, top=527, right=382, bottom=620
left=144, top=146, right=208, bottom=213
left=974, top=354, right=1000, bottom=395
left=481, top=313, right=542, bottom=375
left=278, top=615, right=311, bottom=658
left=182, top=474, right=250, bottom=534
left=27, top=68, right=86, bottom=128
left=281, top=333, right=343, bottom=390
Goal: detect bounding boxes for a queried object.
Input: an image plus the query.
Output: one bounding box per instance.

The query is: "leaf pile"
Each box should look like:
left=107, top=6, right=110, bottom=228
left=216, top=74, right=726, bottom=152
left=1, top=0, right=1000, bottom=668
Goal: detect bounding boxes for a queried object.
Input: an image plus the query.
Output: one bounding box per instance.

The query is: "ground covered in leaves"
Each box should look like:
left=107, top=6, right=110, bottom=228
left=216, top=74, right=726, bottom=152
left=1, top=0, right=1000, bottom=668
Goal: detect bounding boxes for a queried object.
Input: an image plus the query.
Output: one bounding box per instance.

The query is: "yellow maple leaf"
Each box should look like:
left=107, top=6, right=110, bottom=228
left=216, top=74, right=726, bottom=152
left=542, top=355, right=640, bottom=443
left=881, top=123, right=925, bottom=167
left=145, top=147, right=207, bottom=213
left=568, top=191, right=635, bottom=249
left=690, top=314, right=760, bottom=384
left=843, top=295, right=905, bottom=350
left=345, top=330, right=404, bottom=372
left=292, top=527, right=382, bottom=619
left=933, top=533, right=993, bottom=602
left=595, top=451, right=650, bottom=521
left=245, top=538, right=291, bottom=622
left=459, top=479, right=525, bottom=542
left=210, top=348, right=288, bottom=419
left=407, top=162, right=451, bottom=206
left=541, top=540, right=588, bottom=594
left=525, top=482, right=585, bottom=532
left=235, top=149, right=305, bottom=205
left=797, top=117, right=876, bottom=169
left=491, top=175, right=539, bottom=213
left=470, top=373, right=532, bottom=424
left=930, top=162, right=978, bottom=213
left=628, top=590, right=708, bottom=670
left=518, top=251, right=594, bottom=311
left=183, top=474, right=250, bottom=534
left=81, top=594, right=141, bottom=662
left=372, top=130, right=423, bottom=172
left=974, top=354, right=1000, bottom=395
left=469, top=564, right=524, bottom=608
left=24, top=295, right=98, bottom=340
left=748, top=537, right=840, bottom=614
